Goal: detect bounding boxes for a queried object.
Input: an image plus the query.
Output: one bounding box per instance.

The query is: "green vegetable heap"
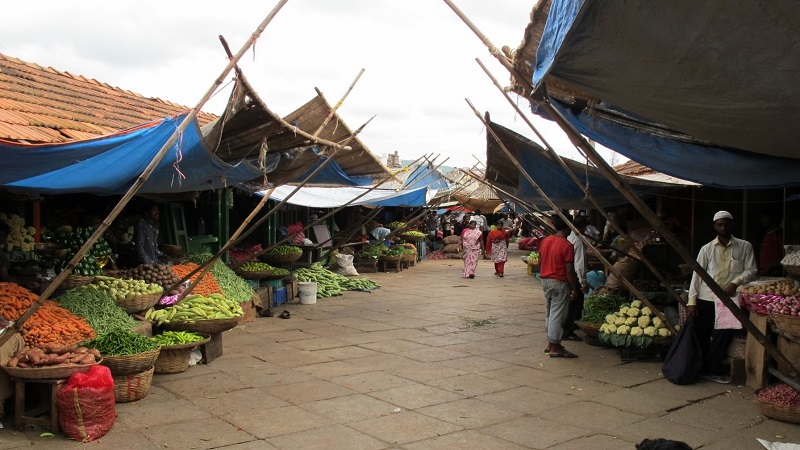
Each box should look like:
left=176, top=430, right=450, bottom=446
left=186, top=253, right=255, bottom=304
left=262, top=245, right=302, bottom=257
left=57, top=286, right=137, bottom=336
left=578, top=293, right=626, bottom=324
left=239, top=261, right=290, bottom=276
left=51, top=226, right=113, bottom=276
left=90, top=275, right=162, bottom=301
left=386, top=221, right=405, bottom=230
left=144, top=293, right=243, bottom=325
left=151, top=331, right=205, bottom=346
left=401, top=230, right=425, bottom=238
left=294, top=262, right=380, bottom=298
left=83, top=328, right=160, bottom=356
left=359, top=244, right=388, bottom=259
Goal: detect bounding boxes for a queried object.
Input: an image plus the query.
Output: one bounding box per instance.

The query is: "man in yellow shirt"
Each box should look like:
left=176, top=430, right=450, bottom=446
left=687, top=211, right=756, bottom=384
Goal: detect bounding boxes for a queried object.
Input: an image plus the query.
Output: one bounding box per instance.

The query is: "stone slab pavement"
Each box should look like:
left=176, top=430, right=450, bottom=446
left=1, top=248, right=799, bottom=449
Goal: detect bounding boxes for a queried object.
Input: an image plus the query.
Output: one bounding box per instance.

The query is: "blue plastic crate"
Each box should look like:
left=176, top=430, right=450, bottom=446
left=272, top=286, right=287, bottom=307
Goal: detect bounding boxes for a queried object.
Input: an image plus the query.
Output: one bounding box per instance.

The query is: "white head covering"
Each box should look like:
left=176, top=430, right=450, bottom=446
left=713, top=210, right=733, bottom=222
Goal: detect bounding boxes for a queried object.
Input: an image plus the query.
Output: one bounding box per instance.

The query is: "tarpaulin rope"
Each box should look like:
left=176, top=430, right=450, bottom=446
left=170, top=122, right=186, bottom=188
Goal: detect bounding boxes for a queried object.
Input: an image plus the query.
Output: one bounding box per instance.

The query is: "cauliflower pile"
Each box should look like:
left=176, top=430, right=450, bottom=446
left=599, top=300, right=673, bottom=348
left=0, top=212, right=35, bottom=251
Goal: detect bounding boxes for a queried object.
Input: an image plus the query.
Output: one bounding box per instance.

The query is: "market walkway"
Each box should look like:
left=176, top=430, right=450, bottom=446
left=3, top=249, right=799, bottom=449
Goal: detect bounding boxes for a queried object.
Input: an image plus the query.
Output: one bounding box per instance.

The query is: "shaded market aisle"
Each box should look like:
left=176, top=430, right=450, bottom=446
left=2, top=249, right=798, bottom=449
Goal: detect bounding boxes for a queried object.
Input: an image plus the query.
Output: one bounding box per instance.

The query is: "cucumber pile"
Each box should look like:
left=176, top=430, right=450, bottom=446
left=51, top=226, right=113, bottom=276
left=294, top=263, right=380, bottom=298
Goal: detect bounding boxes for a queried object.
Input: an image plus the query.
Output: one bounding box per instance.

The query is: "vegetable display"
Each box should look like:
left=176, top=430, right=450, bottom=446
left=82, top=328, right=159, bottom=356
left=741, top=279, right=800, bottom=297
left=294, top=263, right=380, bottom=298
left=765, top=296, right=800, bottom=316
left=401, top=230, right=426, bottom=238
left=151, top=331, right=205, bottom=346
left=117, top=263, right=182, bottom=292
left=51, top=226, right=113, bottom=276
left=358, top=244, right=388, bottom=259
left=7, top=346, right=100, bottom=369
left=578, top=293, right=626, bottom=324
left=599, top=300, right=673, bottom=348
left=386, top=221, right=405, bottom=230
left=759, top=384, right=800, bottom=407
left=0, top=212, right=35, bottom=251
left=90, top=276, right=162, bottom=301
left=262, top=245, right=302, bottom=258
left=238, top=261, right=290, bottom=276
left=144, top=293, right=243, bottom=325
left=56, top=286, right=137, bottom=335
left=170, top=262, right=223, bottom=297
left=186, top=254, right=255, bottom=304
left=0, top=282, right=95, bottom=347
left=782, top=252, right=800, bottom=267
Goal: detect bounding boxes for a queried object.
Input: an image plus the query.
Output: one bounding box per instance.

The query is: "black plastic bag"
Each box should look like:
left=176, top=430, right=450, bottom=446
left=661, top=316, right=703, bottom=385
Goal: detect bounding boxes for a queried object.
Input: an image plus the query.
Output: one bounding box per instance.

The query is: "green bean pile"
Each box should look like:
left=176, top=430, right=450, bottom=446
left=186, top=253, right=255, bottom=304
left=579, top=293, right=627, bottom=324
left=151, top=331, right=205, bottom=346
left=56, top=286, right=137, bottom=336
left=82, top=328, right=159, bottom=356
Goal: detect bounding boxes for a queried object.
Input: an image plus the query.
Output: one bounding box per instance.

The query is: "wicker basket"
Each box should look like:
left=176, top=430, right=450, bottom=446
left=160, top=317, right=240, bottom=335
left=154, top=335, right=210, bottom=374
left=400, top=234, right=425, bottom=242
left=61, top=274, right=95, bottom=290
left=116, top=292, right=162, bottom=314
left=101, top=348, right=161, bottom=376
left=379, top=255, right=403, bottom=262
left=576, top=322, right=601, bottom=337
left=258, top=252, right=302, bottom=265
left=770, top=312, right=800, bottom=339
left=113, top=366, right=154, bottom=402
left=2, top=359, right=102, bottom=380
left=754, top=388, right=800, bottom=424
left=401, top=252, right=416, bottom=263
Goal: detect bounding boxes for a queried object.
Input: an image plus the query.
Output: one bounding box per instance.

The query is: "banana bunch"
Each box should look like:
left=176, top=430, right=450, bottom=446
left=144, top=293, right=243, bottom=325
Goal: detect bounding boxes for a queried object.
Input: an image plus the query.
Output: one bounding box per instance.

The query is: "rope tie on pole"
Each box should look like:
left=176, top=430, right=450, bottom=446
left=171, top=123, right=186, bottom=187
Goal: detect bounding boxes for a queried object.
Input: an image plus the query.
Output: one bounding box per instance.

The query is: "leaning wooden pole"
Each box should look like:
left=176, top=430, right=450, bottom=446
left=465, top=98, right=677, bottom=335
left=475, top=58, right=685, bottom=307
left=443, top=0, right=798, bottom=376
left=312, top=68, right=365, bottom=137
left=0, top=0, right=291, bottom=348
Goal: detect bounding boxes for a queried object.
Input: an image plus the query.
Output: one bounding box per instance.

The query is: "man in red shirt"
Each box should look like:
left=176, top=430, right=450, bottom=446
left=539, top=215, right=580, bottom=358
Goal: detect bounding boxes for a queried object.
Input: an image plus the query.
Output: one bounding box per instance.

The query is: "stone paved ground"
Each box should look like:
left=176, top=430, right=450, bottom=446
left=2, top=248, right=800, bottom=449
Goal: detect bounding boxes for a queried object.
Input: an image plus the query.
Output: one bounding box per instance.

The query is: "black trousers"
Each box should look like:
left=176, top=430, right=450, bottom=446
left=695, top=300, right=734, bottom=376
left=564, top=291, right=585, bottom=336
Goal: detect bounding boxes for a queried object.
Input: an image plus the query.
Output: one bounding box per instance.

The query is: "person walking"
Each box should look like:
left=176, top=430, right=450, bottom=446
left=459, top=220, right=484, bottom=279
left=539, top=215, right=580, bottom=358
left=563, top=216, right=589, bottom=341
left=486, top=220, right=510, bottom=277
left=687, top=210, right=757, bottom=383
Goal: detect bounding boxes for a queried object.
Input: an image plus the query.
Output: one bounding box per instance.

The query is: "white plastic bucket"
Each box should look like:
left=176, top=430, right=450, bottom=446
left=298, top=282, right=318, bottom=304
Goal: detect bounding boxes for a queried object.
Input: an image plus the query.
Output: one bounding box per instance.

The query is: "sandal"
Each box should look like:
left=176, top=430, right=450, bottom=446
left=279, top=310, right=291, bottom=319
left=549, top=349, right=578, bottom=358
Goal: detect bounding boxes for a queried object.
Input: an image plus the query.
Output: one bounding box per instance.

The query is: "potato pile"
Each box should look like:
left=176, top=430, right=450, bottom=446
left=118, top=263, right=182, bottom=292
left=8, top=345, right=100, bottom=368
left=740, top=279, right=800, bottom=297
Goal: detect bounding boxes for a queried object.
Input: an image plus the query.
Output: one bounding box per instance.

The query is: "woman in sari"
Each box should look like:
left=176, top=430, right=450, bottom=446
left=487, top=220, right=510, bottom=277
left=460, top=220, right=484, bottom=278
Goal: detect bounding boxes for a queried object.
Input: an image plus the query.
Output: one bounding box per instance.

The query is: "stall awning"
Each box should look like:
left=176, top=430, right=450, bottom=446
left=0, top=115, right=263, bottom=195
left=517, top=0, right=800, bottom=188
left=260, top=185, right=434, bottom=208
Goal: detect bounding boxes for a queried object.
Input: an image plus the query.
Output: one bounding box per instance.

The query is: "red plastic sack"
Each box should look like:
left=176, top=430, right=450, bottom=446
left=57, top=365, right=116, bottom=442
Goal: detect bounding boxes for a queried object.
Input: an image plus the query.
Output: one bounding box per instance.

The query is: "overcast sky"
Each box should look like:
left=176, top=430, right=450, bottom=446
left=1, top=0, right=622, bottom=169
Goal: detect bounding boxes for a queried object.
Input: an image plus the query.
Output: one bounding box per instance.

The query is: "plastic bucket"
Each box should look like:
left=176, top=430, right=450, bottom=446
left=298, top=282, right=317, bottom=305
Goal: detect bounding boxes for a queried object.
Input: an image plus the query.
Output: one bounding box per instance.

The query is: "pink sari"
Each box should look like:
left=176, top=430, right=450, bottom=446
left=461, top=228, right=482, bottom=277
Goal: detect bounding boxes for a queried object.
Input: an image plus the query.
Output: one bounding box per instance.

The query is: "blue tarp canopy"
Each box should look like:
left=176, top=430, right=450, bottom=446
left=292, top=155, right=374, bottom=186
left=0, top=115, right=263, bottom=195
left=485, top=121, right=687, bottom=209
left=402, top=164, right=450, bottom=191
left=527, top=0, right=800, bottom=188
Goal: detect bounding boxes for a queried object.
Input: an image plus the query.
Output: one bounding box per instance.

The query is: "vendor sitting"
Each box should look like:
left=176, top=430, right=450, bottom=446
left=369, top=222, right=391, bottom=246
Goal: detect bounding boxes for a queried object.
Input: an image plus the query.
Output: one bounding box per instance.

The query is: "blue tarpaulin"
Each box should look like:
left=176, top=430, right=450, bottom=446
left=293, top=155, right=374, bottom=186
left=527, top=0, right=800, bottom=188
left=0, top=115, right=263, bottom=195
left=402, top=164, right=449, bottom=191
left=262, top=185, right=433, bottom=208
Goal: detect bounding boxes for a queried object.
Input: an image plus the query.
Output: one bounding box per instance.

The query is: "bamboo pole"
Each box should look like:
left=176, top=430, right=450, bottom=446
left=475, top=58, right=686, bottom=307
left=465, top=98, right=677, bottom=334
left=443, top=0, right=798, bottom=376
left=313, top=69, right=365, bottom=137
left=0, top=0, right=291, bottom=348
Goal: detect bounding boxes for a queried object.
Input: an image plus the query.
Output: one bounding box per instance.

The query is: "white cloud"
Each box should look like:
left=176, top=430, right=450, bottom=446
left=0, top=0, right=615, bottom=169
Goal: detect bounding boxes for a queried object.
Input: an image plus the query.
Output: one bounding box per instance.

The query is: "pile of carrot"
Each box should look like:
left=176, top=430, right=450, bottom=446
left=0, top=282, right=95, bottom=347
left=171, top=263, right=223, bottom=296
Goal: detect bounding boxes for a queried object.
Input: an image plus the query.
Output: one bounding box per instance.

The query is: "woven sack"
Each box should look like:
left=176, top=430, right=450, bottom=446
left=443, top=235, right=461, bottom=245
left=443, top=244, right=461, bottom=253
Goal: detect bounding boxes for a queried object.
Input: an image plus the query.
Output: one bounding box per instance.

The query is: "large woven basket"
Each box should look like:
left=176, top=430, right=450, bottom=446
left=576, top=322, right=601, bottom=338
left=154, top=335, right=210, bottom=374
left=2, top=358, right=102, bottom=380
left=754, top=388, right=800, bottom=424
left=101, top=348, right=161, bottom=376
left=116, top=292, right=162, bottom=314
left=770, top=312, right=800, bottom=339
left=113, top=366, right=154, bottom=403
left=400, top=234, right=425, bottom=242
left=258, top=252, right=302, bottom=265
left=401, top=252, right=416, bottom=263
left=61, top=274, right=95, bottom=290
left=160, top=317, right=240, bottom=335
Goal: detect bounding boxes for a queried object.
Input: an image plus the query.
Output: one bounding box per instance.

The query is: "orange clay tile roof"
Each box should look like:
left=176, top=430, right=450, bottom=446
left=0, top=53, right=217, bottom=144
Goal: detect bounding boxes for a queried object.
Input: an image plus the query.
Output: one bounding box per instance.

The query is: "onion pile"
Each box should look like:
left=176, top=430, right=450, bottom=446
left=759, top=384, right=800, bottom=407
left=765, top=296, right=800, bottom=316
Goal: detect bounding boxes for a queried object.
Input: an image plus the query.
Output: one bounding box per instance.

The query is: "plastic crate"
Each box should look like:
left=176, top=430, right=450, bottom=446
left=272, top=286, right=287, bottom=307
